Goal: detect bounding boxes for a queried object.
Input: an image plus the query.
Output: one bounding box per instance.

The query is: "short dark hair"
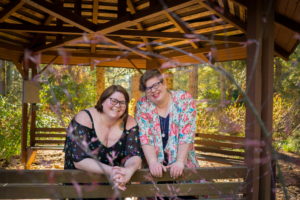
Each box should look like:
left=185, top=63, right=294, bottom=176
left=139, top=69, right=163, bottom=92
left=95, top=85, right=129, bottom=122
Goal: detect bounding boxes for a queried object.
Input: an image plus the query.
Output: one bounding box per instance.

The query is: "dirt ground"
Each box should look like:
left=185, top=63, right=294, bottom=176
left=0, top=150, right=299, bottom=200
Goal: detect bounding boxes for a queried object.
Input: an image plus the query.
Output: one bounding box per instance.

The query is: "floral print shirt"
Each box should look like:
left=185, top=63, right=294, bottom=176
left=64, top=110, right=142, bottom=169
left=135, top=90, right=199, bottom=168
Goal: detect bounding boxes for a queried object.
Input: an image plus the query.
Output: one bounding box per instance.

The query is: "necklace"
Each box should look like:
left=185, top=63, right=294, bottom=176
left=159, top=115, right=169, bottom=138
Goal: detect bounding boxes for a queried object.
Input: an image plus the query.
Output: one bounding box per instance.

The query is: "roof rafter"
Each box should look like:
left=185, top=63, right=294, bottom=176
left=0, top=0, right=25, bottom=23
left=90, top=0, right=99, bottom=53
left=127, top=0, right=154, bottom=52
left=231, top=0, right=300, bottom=34
left=275, top=13, right=300, bottom=35
left=197, top=0, right=290, bottom=59
left=0, top=23, right=83, bottom=35
left=24, top=0, right=96, bottom=33
left=163, top=10, right=200, bottom=49
left=110, top=30, right=246, bottom=43
left=196, top=0, right=246, bottom=31
left=162, top=43, right=242, bottom=58
left=38, top=0, right=198, bottom=54
left=24, top=0, right=150, bottom=59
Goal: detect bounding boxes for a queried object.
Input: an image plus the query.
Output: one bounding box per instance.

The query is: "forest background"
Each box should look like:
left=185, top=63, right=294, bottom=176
left=0, top=45, right=299, bottom=161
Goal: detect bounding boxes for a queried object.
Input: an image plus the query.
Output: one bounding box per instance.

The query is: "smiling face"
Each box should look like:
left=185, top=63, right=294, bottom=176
left=102, top=91, right=127, bottom=119
left=145, top=76, right=168, bottom=105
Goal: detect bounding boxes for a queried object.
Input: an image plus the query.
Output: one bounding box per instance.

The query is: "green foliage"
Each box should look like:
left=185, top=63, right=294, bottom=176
left=0, top=94, right=22, bottom=160
left=0, top=62, right=22, bottom=160
left=196, top=101, right=245, bottom=136
left=39, top=65, right=97, bottom=122
left=105, top=67, right=138, bottom=95
left=281, top=131, right=300, bottom=153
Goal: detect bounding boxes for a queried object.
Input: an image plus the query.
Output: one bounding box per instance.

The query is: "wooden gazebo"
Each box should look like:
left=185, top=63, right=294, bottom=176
left=0, top=0, right=299, bottom=199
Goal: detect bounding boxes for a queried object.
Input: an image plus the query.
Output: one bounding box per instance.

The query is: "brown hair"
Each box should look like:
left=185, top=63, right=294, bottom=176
left=95, top=85, right=129, bottom=123
left=139, top=69, right=163, bottom=92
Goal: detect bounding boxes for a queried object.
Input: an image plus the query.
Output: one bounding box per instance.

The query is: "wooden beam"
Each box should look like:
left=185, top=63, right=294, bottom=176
left=91, top=0, right=99, bottom=53
left=196, top=0, right=246, bottom=32
left=231, top=0, right=299, bottom=35
left=162, top=43, right=241, bottom=58
left=110, top=29, right=246, bottom=42
left=26, top=0, right=201, bottom=60
left=24, top=0, right=96, bottom=33
left=0, top=0, right=25, bottom=23
left=118, top=0, right=127, bottom=18
left=25, top=0, right=150, bottom=59
left=55, top=0, right=64, bottom=42
left=39, top=0, right=198, bottom=52
left=96, top=0, right=198, bottom=34
left=163, top=10, right=200, bottom=49
left=274, top=44, right=290, bottom=60
left=260, top=1, right=274, bottom=198
left=199, top=0, right=290, bottom=59
left=275, top=13, right=300, bottom=34
left=245, top=0, right=263, bottom=199
left=43, top=50, right=143, bottom=59
left=21, top=64, right=29, bottom=164
left=0, top=23, right=83, bottom=35
left=28, top=15, right=53, bottom=49
left=74, top=0, right=82, bottom=16
left=128, top=59, right=143, bottom=74
left=127, top=0, right=153, bottom=52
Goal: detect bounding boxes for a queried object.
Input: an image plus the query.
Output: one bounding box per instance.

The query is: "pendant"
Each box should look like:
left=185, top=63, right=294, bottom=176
left=162, top=133, right=165, bottom=137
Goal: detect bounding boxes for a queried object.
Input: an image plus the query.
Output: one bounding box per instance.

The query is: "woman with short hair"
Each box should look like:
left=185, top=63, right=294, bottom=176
left=136, top=69, right=199, bottom=179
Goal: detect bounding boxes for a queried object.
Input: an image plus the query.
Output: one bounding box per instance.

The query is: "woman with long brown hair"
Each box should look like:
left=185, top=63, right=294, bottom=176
left=64, top=85, right=142, bottom=190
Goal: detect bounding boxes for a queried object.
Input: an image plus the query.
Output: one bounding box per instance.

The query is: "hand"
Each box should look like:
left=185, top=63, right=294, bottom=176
left=111, top=166, right=133, bottom=191
left=166, top=161, right=184, bottom=179
left=148, top=161, right=166, bottom=177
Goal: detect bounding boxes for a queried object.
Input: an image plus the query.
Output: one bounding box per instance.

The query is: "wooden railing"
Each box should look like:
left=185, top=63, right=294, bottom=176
left=29, top=128, right=246, bottom=165
left=0, top=167, right=247, bottom=199
left=31, top=127, right=66, bottom=150
left=195, top=133, right=245, bottom=165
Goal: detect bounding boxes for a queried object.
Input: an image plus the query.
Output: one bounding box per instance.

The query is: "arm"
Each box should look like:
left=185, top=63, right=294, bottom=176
left=74, top=158, right=112, bottom=175
left=135, top=102, right=166, bottom=177
left=112, top=118, right=142, bottom=189
left=168, top=92, right=197, bottom=178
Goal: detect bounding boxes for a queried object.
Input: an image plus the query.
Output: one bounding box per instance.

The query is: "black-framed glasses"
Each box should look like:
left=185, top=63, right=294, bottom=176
left=145, top=80, right=163, bottom=93
left=109, top=98, right=127, bottom=107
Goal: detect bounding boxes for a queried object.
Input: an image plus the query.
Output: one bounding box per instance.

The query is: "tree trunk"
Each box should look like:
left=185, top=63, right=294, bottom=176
left=96, top=67, right=105, bottom=99
left=6, top=61, right=12, bottom=94
left=188, top=66, right=198, bottom=99
left=274, top=59, right=282, bottom=92
left=0, top=60, right=5, bottom=95
left=220, top=65, right=226, bottom=105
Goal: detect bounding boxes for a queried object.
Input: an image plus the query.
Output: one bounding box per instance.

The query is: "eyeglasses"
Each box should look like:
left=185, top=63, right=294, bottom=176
left=145, top=80, right=163, bottom=93
left=109, top=98, right=127, bottom=107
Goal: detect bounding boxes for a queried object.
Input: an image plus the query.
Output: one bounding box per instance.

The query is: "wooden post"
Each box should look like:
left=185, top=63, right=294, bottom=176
left=29, top=66, right=38, bottom=148
left=260, top=0, right=275, bottom=199
left=96, top=67, right=105, bottom=99
left=21, top=62, right=29, bottom=164
left=146, top=58, right=160, bottom=69
left=188, top=65, right=198, bottom=99
left=245, top=0, right=263, bottom=199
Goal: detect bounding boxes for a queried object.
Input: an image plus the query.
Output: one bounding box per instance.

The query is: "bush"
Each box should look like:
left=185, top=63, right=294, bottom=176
left=0, top=95, right=22, bottom=160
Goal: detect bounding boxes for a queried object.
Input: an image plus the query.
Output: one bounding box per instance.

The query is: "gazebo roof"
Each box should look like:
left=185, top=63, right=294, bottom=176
left=0, top=0, right=299, bottom=70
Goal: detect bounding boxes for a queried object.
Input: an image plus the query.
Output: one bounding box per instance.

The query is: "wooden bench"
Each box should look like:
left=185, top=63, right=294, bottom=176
left=0, top=167, right=247, bottom=199
left=25, top=127, right=66, bottom=168
left=195, top=133, right=245, bottom=165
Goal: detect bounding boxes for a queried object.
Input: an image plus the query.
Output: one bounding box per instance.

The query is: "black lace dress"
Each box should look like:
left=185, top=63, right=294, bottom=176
left=64, top=110, right=142, bottom=169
